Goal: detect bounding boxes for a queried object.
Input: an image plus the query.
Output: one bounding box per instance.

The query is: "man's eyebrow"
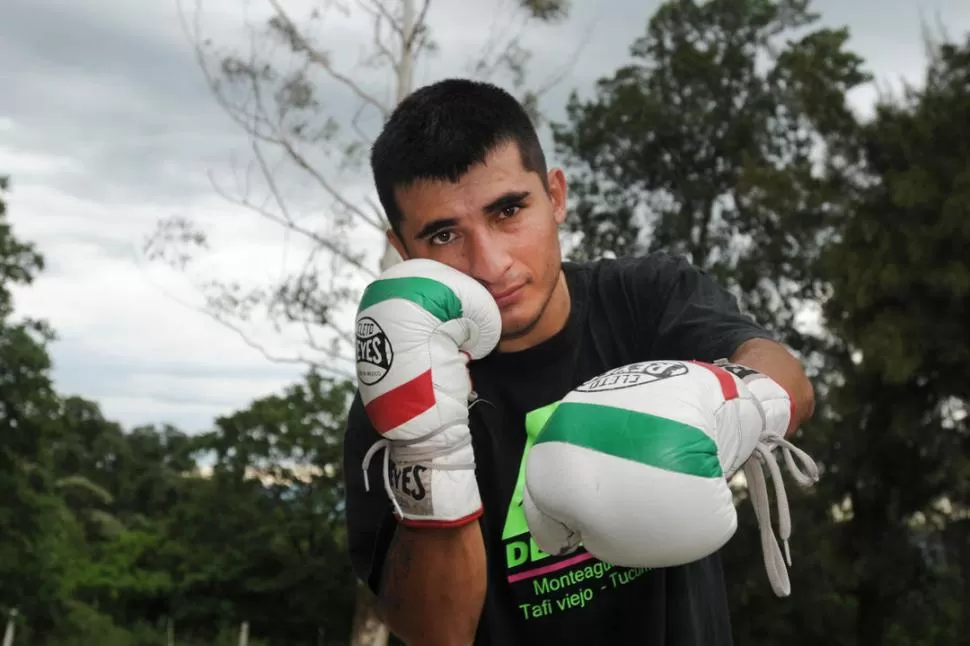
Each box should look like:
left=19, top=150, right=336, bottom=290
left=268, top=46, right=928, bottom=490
left=483, top=190, right=530, bottom=214
left=412, top=191, right=530, bottom=240
left=414, top=218, right=459, bottom=241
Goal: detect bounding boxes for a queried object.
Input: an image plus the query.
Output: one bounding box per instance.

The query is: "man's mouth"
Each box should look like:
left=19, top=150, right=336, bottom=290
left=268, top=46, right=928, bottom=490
left=492, top=284, right=525, bottom=307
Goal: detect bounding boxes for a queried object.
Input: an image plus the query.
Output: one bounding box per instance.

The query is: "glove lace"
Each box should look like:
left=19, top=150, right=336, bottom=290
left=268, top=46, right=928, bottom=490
left=360, top=421, right=474, bottom=519
left=742, top=432, right=819, bottom=597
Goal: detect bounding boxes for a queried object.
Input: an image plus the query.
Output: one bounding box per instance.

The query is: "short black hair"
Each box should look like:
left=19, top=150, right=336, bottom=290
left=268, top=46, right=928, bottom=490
left=370, top=78, right=548, bottom=236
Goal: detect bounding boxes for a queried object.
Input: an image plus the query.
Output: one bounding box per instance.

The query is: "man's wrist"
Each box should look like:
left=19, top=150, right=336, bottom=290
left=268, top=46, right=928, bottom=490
left=724, top=337, right=816, bottom=434
left=387, top=442, right=484, bottom=528
left=714, top=359, right=793, bottom=438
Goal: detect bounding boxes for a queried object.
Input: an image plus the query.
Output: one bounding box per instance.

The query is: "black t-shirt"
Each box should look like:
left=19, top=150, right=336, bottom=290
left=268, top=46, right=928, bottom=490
left=343, top=252, right=774, bottom=646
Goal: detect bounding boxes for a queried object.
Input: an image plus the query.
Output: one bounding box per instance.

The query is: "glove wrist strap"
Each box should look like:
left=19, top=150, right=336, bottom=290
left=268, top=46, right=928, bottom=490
left=713, top=359, right=793, bottom=438
left=714, top=358, right=820, bottom=597
left=361, top=422, right=481, bottom=527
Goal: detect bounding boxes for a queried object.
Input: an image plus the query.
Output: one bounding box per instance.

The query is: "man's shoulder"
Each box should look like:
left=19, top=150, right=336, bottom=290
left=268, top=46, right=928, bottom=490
left=565, top=250, right=692, bottom=276
left=563, top=251, right=694, bottom=297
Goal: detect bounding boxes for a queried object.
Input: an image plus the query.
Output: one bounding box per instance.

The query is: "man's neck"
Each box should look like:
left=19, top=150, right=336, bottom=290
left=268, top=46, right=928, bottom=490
left=497, top=271, right=571, bottom=353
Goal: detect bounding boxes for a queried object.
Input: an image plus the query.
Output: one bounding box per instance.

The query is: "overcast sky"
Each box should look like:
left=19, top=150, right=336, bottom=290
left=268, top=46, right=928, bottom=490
left=2, top=0, right=968, bottom=434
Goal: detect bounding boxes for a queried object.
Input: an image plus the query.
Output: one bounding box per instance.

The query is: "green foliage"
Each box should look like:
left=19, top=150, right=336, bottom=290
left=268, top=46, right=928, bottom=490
left=0, top=176, right=74, bottom=638
left=807, top=32, right=970, bottom=645
left=177, top=372, right=357, bottom=643
left=552, top=0, right=870, bottom=350
left=3, top=5, right=970, bottom=646
left=552, top=3, right=970, bottom=644
left=0, top=176, right=359, bottom=644
left=822, top=36, right=970, bottom=390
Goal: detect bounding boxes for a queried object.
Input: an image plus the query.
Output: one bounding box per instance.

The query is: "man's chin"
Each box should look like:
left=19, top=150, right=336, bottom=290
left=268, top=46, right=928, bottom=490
left=499, top=312, right=541, bottom=343
left=496, top=282, right=560, bottom=348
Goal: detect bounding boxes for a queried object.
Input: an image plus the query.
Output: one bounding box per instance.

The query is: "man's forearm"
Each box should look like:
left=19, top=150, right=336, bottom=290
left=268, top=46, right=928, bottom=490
left=729, top=337, right=815, bottom=434
left=378, top=521, right=486, bottom=646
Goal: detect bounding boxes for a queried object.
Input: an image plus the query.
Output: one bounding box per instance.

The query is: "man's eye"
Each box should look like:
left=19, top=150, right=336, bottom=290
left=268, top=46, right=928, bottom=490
left=499, top=205, right=521, bottom=219
left=430, top=231, right=456, bottom=245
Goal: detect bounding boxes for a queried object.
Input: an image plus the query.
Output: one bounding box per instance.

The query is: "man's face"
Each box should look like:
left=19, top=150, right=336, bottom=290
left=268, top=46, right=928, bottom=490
left=387, top=141, right=569, bottom=351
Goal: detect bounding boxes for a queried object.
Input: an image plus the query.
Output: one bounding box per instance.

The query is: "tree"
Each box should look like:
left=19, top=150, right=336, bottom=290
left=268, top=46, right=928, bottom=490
left=166, top=371, right=358, bottom=645
left=551, top=0, right=869, bottom=354
left=144, top=0, right=582, bottom=381
left=45, top=398, right=184, bottom=638
left=0, top=175, right=79, bottom=641
left=663, top=25, right=970, bottom=646
left=811, top=30, right=970, bottom=645
left=145, top=5, right=585, bottom=641
left=546, top=0, right=889, bottom=642
left=0, top=189, right=159, bottom=646
left=0, top=174, right=369, bottom=643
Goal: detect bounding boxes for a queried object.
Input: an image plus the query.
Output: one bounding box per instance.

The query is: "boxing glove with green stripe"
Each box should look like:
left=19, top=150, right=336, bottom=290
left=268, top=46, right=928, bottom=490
left=356, top=259, right=501, bottom=527
left=522, top=360, right=764, bottom=567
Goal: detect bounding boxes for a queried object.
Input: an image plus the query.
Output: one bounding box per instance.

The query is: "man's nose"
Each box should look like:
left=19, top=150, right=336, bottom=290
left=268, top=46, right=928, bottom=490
left=466, top=229, right=513, bottom=285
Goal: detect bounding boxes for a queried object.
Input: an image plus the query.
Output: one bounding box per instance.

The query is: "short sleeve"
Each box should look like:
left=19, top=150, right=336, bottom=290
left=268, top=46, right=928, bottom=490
left=343, top=392, right=397, bottom=595
left=631, top=252, right=775, bottom=361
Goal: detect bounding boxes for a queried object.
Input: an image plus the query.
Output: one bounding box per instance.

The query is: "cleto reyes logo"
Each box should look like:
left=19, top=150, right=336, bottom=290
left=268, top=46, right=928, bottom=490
left=574, top=360, right=689, bottom=392
left=356, top=316, right=394, bottom=385
left=389, top=463, right=427, bottom=501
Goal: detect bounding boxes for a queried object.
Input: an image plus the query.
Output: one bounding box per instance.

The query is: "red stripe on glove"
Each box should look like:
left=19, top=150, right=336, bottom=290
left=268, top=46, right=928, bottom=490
left=365, top=369, right=436, bottom=434
left=691, top=361, right=740, bottom=400
left=400, top=508, right=483, bottom=528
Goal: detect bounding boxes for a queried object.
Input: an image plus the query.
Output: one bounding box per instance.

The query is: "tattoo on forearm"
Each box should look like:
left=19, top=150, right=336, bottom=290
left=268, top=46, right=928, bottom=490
left=380, top=526, right=415, bottom=614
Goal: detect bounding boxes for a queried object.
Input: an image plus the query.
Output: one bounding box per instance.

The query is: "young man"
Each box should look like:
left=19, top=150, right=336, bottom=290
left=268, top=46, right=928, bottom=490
left=343, top=78, right=816, bottom=645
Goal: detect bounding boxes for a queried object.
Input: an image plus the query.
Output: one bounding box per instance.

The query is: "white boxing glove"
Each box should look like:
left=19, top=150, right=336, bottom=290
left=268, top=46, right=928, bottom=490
left=356, top=259, right=501, bottom=527
left=521, top=357, right=820, bottom=599
left=522, top=360, right=764, bottom=569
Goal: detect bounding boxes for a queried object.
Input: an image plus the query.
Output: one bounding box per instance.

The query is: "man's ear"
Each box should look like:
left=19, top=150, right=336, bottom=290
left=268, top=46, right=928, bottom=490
left=547, top=167, right=568, bottom=226
left=386, top=228, right=409, bottom=260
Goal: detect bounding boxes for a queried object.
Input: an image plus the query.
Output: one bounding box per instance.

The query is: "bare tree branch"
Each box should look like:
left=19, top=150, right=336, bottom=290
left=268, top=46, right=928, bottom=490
left=222, top=48, right=386, bottom=233
left=273, top=134, right=386, bottom=231
left=160, top=0, right=583, bottom=390
left=363, top=0, right=406, bottom=41
left=363, top=3, right=398, bottom=68
left=132, top=242, right=356, bottom=380
left=251, top=141, right=377, bottom=278
left=154, top=5, right=588, bottom=644
left=411, top=0, right=433, bottom=51
left=212, top=311, right=354, bottom=381
left=531, top=19, right=597, bottom=98
left=268, top=0, right=390, bottom=118
left=182, top=0, right=386, bottom=234
left=268, top=245, right=358, bottom=350
left=350, top=101, right=372, bottom=144
left=208, top=194, right=370, bottom=300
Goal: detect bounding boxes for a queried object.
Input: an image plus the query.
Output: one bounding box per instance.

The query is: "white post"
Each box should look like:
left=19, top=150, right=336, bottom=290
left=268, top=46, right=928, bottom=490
left=238, top=620, right=249, bottom=646
left=379, top=241, right=402, bottom=271
left=166, top=616, right=174, bottom=646
left=397, top=0, right=416, bottom=104
left=2, top=608, right=18, bottom=646
left=377, top=0, right=417, bottom=273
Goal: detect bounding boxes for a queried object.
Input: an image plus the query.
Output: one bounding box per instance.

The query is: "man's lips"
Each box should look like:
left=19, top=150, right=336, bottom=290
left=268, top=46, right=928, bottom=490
left=491, top=284, right=525, bottom=306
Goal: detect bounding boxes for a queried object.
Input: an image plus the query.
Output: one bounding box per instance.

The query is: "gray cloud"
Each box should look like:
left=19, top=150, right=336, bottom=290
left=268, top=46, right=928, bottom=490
left=6, top=0, right=969, bottom=195
left=3, top=0, right=969, bottom=433
left=2, top=0, right=256, bottom=210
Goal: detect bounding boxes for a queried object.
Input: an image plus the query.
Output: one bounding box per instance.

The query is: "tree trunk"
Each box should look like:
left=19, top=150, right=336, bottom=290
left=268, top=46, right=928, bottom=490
left=2, top=609, right=17, bottom=646
left=856, top=579, right=885, bottom=646
left=378, top=0, right=416, bottom=272
left=396, top=0, right=416, bottom=104
left=350, top=581, right=389, bottom=646
left=359, top=3, right=413, bottom=637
